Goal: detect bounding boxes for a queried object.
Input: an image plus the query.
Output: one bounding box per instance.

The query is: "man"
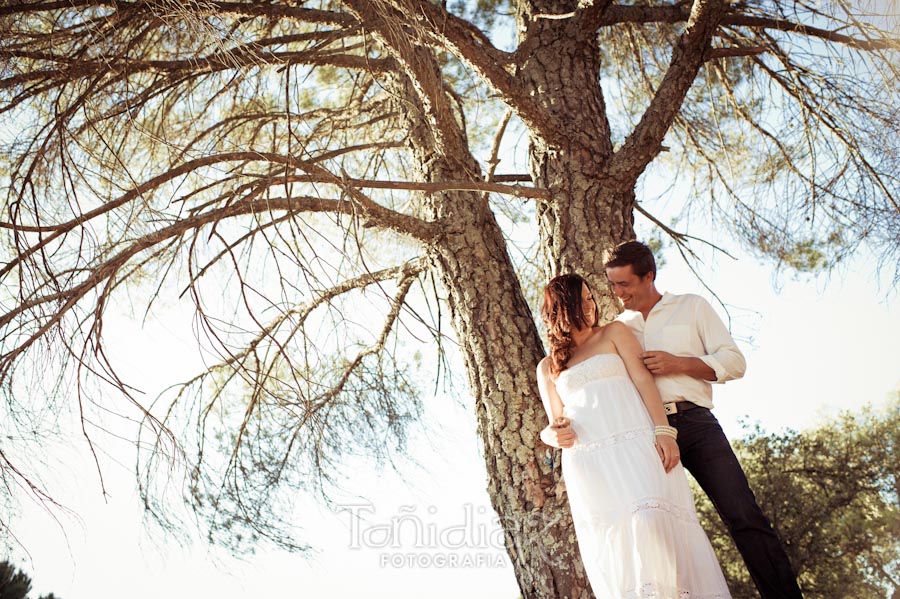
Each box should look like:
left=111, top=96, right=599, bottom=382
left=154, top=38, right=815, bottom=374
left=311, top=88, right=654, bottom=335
left=541, top=240, right=803, bottom=599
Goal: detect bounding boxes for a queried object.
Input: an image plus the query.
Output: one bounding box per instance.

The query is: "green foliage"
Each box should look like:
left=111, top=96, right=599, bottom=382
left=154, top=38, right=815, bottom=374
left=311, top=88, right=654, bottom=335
left=0, top=561, right=61, bottom=599
left=693, top=398, right=900, bottom=599
left=645, top=235, right=667, bottom=271
left=0, top=561, right=31, bottom=599
left=754, top=233, right=835, bottom=273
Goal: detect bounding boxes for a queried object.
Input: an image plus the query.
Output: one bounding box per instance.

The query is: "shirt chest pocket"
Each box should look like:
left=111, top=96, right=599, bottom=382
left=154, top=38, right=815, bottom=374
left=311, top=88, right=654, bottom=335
left=661, top=324, right=692, bottom=353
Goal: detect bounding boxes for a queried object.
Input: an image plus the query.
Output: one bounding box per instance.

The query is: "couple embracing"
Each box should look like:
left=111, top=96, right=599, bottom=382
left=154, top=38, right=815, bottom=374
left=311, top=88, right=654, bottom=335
left=536, top=241, right=804, bottom=599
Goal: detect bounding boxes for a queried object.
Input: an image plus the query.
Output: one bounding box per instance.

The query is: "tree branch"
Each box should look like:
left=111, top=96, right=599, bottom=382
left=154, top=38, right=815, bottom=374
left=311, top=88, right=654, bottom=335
left=200, top=259, right=428, bottom=372
left=598, top=4, right=900, bottom=51
left=219, top=261, right=422, bottom=471
left=350, top=0, right=553, bottom=146
left=280, top=174, right=549, bottom=200
left=705, top=46, right=767, bottom=61
left=634, top=202, right=736, bottom=260
left=1, top=153, right=435, bottom=278
left=0, top=1, right=355, bottom=28
left=609, top=0, right=727, bottom=184
left=724, top=14, right=900, bottom=51
left=342, top=0, right=468, bottom=157
left=0, top=194, right=432, bottom=388
left=307, top=270, right=420, bottom=412
left=0, top=50, right=393, bottom=92
left=485, top=109, right=513, bottom=183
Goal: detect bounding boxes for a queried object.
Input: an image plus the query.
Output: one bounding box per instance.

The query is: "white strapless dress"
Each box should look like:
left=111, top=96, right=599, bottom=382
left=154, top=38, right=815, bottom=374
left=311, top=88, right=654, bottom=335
left=556, top=353, right=732, bottom=599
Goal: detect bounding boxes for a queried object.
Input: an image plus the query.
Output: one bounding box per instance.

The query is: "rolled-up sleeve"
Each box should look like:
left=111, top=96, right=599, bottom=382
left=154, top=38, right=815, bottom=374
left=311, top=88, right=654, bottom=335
left=695, top=298, right=746, bottom=383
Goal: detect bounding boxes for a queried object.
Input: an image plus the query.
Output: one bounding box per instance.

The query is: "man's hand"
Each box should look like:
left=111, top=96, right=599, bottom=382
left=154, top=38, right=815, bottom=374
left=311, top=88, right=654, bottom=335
left=640, top=350, right=685, bottom=376
left=641, top=350, right=717, bottom=380
left=540, top=418, right=577, bottom=449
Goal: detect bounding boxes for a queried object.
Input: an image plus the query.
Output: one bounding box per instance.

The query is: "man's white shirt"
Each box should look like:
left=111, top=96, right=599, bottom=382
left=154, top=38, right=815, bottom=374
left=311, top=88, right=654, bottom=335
left=616, top=292, right=746, bottom=409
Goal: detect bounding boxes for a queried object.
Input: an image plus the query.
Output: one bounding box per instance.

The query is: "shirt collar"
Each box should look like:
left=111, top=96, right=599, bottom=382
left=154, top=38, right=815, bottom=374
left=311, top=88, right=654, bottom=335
left=640, top=291, right=673, bottom=320
left=655, top=291, right=675, bottom=307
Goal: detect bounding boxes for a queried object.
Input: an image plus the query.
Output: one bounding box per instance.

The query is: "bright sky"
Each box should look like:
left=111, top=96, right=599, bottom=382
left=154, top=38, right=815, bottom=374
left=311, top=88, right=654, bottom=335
left=4, top=5, right=899, bottom=594
left=8, top=235, right=899, bottom=598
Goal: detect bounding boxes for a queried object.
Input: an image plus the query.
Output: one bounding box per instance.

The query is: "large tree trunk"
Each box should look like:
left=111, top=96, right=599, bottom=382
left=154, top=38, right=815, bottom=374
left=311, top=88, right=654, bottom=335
left=536, top=181, right=637, bottom=321
left=516, top=2, right=637, bottom=317
left=389, top=66, right=593, bottom=595
left=430, top=199, right=590, bottom=598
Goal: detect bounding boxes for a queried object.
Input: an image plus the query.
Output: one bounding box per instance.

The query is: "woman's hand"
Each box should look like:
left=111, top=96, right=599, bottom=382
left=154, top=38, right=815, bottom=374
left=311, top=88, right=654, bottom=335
left=540, top=417, right=577, bottom=448
left=655, top=434, right=680, bottom=472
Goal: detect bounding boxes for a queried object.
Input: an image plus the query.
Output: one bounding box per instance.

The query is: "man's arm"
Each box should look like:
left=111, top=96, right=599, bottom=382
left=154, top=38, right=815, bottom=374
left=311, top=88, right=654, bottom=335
left=641, top=296, right=746, bottom=382
left=694, top=297, right=746, bottom=383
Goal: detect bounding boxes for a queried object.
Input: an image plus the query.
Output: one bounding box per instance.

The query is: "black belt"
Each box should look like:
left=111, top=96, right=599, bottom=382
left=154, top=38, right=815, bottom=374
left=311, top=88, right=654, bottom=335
left=663, top=401, right=701, bottom=415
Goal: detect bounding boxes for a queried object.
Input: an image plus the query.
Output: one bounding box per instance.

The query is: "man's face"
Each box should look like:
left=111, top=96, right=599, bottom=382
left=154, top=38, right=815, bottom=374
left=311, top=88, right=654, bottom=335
left=605, top=264, right=655, bottom=312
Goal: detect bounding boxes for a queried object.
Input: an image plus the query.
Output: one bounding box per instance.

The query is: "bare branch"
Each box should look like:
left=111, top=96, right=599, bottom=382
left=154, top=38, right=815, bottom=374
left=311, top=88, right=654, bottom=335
left=346, top=0, right=556, bottom=145
left=485, top=109, right=513, bottom=184
left=0, top=193, right=430, bottom=379
left=198, top=259, right=428, bottom=374
left=0, top=49, right=393, bottom=93
left=0, top=1, right=355, bottom=27
left=1, top=153, right=436, bottom=280
left=342, top=0, right=471, bottom=157
left=598, top=4, right=900, bottom=51
left=610, top=0, right=728, bottom=183
left=634, top=202, right=736, bottom=260
left=723, top=13, right=900, bottom=51
left=281, top=174, right=549, bottom=200
left=705, top=46, right=767, bottom=61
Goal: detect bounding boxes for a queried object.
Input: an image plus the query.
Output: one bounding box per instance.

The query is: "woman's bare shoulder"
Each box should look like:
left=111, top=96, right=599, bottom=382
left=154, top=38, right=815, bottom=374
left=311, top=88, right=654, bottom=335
left=600, top=320, right=628, bottom=337
left=606, top=320, right=628, bottom=330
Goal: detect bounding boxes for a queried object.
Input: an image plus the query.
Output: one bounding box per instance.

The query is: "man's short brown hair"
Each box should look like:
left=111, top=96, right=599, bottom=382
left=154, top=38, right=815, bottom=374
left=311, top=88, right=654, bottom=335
left=605, top=240, right=657, bottom=279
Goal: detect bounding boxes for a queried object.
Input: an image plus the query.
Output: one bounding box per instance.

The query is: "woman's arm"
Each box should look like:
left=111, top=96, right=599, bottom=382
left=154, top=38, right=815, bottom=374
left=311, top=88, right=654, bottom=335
left=536, top=358, right=576, bottom=448
left=607, top=322, right=680, bottom=471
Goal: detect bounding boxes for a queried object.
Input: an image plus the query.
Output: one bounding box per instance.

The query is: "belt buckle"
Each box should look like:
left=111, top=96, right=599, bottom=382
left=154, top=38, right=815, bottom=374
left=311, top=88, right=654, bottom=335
left=663, top=402, right=677, bottom=415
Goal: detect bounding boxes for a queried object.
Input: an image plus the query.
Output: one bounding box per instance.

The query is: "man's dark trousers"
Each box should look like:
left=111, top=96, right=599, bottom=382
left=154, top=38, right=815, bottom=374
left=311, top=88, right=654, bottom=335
left=668, top=406, right=804, bottom=599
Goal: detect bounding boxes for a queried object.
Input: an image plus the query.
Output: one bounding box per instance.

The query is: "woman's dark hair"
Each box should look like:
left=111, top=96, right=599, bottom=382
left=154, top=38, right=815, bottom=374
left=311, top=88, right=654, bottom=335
left=540, top=274, right=598, bottom=377
left=605, top=240, right=657, bottom=279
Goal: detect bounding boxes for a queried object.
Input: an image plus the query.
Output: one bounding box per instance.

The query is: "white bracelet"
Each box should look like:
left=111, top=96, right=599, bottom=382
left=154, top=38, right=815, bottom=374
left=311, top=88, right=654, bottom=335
left=654, top=425, right=678, bottom=439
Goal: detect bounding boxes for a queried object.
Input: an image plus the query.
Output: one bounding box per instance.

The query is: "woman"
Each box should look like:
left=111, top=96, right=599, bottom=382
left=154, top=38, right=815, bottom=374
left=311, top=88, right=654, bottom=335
left=536, top=274, right=731, bottom=598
